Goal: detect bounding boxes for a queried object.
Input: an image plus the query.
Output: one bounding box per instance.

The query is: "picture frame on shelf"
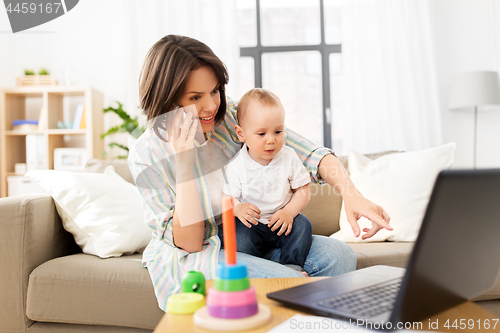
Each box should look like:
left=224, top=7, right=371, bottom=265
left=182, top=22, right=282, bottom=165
left=54, top=148, right=88, bottom=171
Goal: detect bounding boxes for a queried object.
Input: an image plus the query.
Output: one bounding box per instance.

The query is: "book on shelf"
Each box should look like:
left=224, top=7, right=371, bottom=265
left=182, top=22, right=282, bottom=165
left=38, top=107, right=47, bottom=130
left=73, top=104, right=85, bottom=129
left=26, top=134, right=46, bottom=171
left=12, top=119, right=39, bottom=131
left=79, top=106, right=86, bottom=129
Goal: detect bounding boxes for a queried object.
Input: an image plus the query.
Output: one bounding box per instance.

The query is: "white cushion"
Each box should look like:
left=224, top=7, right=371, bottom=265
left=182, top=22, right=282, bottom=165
left=26, top=166, right=151, bottom=258
left=330, top=143, right=456, bottom=242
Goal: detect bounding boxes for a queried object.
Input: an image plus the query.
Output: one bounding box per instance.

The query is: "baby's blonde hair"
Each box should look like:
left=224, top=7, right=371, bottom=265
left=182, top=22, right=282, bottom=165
left=237, top=88, right=282, bottom=125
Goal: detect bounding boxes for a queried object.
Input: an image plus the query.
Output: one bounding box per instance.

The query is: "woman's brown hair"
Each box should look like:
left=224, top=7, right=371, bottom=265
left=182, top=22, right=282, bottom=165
left=139, top=35, right=229, bottom=139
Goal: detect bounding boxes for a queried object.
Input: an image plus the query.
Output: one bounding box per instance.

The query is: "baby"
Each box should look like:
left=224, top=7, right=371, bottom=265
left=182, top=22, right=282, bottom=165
left=222, top=88, right=312, bottom=276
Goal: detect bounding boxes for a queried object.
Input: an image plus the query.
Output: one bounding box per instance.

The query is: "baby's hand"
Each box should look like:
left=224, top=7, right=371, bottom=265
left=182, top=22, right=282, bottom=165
left=268, top=209, right=294, bottom=236
left=234, top=202, right=261, bottom=228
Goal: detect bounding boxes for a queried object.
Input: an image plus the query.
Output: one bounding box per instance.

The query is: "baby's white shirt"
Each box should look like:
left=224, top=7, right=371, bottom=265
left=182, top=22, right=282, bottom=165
left=223, top=144, right=311, bottom=224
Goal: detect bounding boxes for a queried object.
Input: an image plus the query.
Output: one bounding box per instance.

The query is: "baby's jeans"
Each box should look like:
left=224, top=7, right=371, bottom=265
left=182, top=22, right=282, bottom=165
left=218, top=213, right=312, bottom=271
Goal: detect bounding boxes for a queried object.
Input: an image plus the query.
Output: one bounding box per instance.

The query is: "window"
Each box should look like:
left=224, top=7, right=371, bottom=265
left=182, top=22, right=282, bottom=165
left=236, top=0, right=342, bottom=148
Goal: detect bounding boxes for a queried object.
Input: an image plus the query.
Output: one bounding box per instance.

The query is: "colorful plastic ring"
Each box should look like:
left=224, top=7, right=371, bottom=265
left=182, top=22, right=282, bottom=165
left=166, top=293, right=205, bottom=314
left=214, top=277, right=250, bottom=292
left=207, top=301, right=258, bottom=319
left=216, top=262, right=248, bottom=280
left=207, top=286, right=256, bottom=307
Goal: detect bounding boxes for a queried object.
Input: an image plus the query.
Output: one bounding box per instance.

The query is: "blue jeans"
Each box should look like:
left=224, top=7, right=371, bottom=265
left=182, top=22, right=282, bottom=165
left=218, top=214, right=312, bottom=271
left=217, top=234, right=357, bottom=278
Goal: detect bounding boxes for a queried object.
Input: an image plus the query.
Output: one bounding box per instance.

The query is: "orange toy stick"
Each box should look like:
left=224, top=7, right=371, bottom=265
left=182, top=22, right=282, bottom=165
left=222, top=196, right=237, bottom=265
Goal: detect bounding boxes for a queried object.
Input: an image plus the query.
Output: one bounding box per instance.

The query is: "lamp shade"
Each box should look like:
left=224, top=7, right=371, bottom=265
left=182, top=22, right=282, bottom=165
left=449, top=71, right=500, bottom=112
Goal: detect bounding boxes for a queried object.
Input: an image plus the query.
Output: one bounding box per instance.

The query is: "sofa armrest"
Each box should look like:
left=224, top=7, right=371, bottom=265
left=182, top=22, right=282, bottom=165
left=0, top=194, right=76, bottom=332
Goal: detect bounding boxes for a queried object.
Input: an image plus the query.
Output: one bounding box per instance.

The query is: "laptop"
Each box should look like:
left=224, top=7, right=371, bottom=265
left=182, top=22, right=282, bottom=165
left=267, top=169, right=500, bottom=328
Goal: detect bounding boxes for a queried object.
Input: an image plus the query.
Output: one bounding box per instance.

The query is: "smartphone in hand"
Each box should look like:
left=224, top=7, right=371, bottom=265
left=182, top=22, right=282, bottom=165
left=180, top=109, right=193, bottom=130
left=162, top=104, right=205, bottom=144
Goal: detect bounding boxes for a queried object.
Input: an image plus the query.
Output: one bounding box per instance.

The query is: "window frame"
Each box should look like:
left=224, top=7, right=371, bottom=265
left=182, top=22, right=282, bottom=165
left=239, top=0, right=341, bottom=148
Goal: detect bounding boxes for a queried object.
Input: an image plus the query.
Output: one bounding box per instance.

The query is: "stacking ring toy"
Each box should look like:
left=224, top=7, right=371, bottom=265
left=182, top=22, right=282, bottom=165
left=214, top=277, right=250, bottom=292
left=207, top=302, right=258, bottom=319
left=166, top=293, right=205, bottom=314
left=193, top=197, right=272, bottom=331
left=207, top=286, right=256, bottom=307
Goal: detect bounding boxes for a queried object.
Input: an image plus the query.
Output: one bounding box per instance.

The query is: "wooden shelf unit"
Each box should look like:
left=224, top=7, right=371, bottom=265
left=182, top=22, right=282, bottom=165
left=0, top=86, right=104, bottom=197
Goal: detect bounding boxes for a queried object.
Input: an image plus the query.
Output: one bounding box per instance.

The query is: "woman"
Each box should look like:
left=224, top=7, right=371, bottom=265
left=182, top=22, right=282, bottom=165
left=128, top=35, right=391, bottom=311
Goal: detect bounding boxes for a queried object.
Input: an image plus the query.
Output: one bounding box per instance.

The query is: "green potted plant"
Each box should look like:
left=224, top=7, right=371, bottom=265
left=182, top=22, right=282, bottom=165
left=101, top=102, right=145, bottom=159
left=19, top=68, right=57, bottom=86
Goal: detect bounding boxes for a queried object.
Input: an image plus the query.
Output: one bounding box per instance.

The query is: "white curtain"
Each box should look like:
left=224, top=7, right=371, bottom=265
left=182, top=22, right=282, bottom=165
left=121, top=0, right=240, bottom=119
left=340, top=0, right=442, bottom=154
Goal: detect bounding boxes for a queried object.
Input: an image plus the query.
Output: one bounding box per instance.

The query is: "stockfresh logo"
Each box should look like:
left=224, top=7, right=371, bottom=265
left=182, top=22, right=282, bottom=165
left=4, top=0, right=79, bottom=33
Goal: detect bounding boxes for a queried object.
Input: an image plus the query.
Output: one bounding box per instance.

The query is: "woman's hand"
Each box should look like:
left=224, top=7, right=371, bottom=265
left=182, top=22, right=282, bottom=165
left=318, top=154, right=391, bottom=240
left=343, top=192, right=392, bottom=240
left=170, top=109, right=198, bottom=168
left=268, top=209, right=294, bottom=236
left=234, top=202, right=260, bottom=228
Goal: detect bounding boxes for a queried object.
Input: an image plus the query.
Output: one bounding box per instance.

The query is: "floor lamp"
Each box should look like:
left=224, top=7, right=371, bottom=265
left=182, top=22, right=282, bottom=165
left=449, top=71, right=500, bottom=169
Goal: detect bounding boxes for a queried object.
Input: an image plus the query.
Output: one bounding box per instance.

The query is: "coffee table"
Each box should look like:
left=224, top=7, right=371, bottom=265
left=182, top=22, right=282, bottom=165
left=154, top=277, right=499, bottom=332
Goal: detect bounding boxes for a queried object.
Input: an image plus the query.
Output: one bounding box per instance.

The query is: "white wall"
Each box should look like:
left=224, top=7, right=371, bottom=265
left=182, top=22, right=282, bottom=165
left=429, top=0, right=500, bottom=168
left=0, top=1, right=132, bottom=156
left=0, top=2, right=130, bottom=103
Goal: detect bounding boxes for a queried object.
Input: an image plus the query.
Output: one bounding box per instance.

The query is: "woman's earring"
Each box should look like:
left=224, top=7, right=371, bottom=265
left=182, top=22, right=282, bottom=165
left=175, top=104, right=180, bottom=109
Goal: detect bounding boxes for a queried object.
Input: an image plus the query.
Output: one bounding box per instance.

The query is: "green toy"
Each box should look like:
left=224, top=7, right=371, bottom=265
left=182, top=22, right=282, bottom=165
left=181, top=271, right=206, bottom=296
